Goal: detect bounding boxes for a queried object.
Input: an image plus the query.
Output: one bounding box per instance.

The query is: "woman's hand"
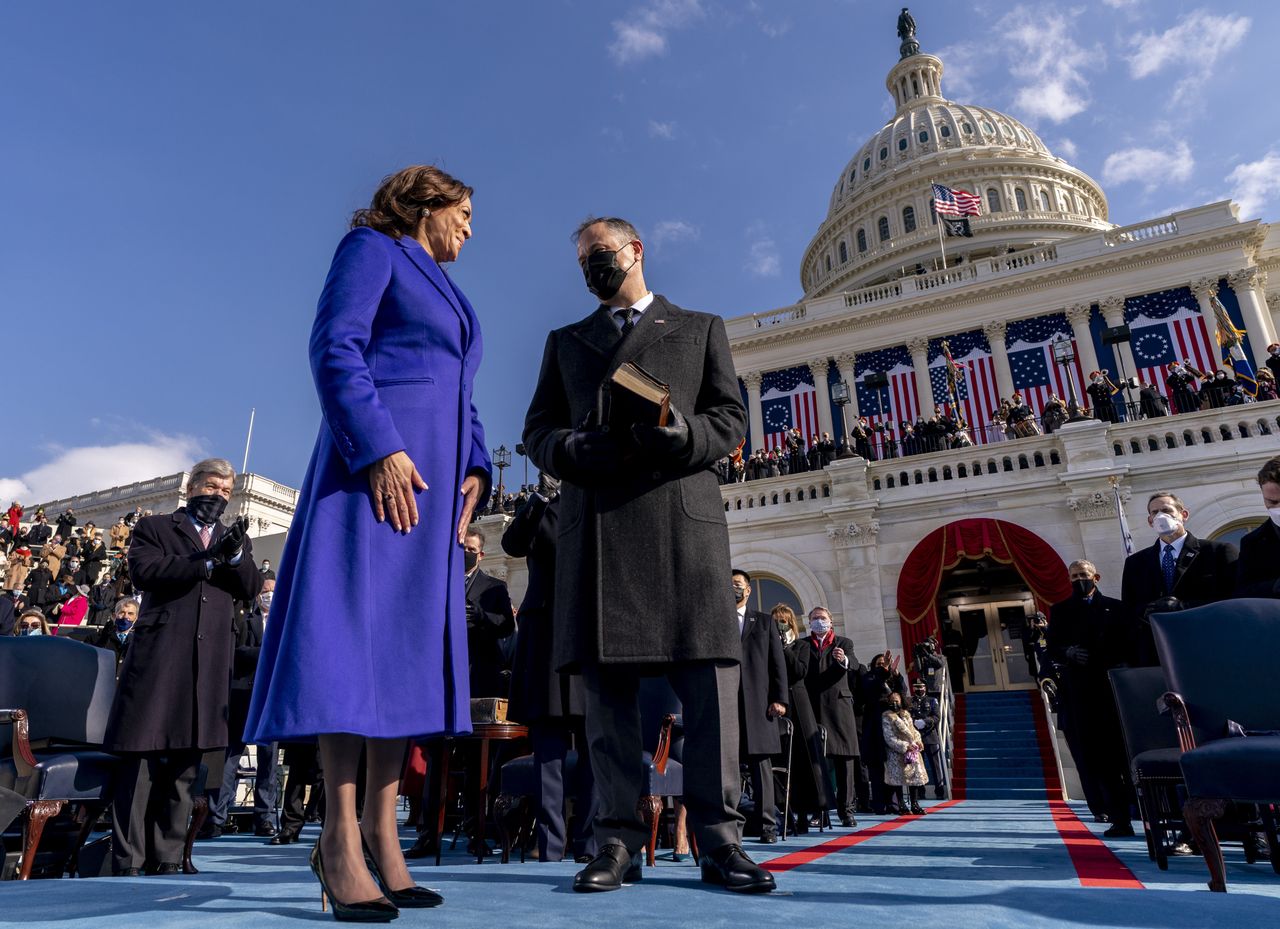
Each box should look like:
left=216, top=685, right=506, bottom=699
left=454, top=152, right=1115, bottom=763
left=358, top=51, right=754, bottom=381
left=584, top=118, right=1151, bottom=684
left=456, top=475, right=483, bottom=543
left=369, top=451, right=428, bottom=534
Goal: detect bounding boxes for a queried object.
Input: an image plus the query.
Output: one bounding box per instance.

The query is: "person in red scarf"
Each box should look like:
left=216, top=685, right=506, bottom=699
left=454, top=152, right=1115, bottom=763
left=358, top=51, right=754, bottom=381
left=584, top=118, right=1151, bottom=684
left=794, top=606, right=863, bottom=827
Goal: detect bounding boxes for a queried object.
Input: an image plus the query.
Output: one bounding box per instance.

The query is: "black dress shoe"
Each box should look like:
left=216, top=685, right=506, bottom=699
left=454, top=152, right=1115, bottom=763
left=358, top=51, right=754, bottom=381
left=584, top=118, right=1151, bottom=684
left=573, top=844, right=641, bottom=893
left=196, top=823, right=223, bottom=840
left=404, top=835, right=439, bottom=860
left=154, top=863, right=182, bottom=875
left=839, top=815, right=858, bottom=828
left=1103, top=823, right=1136, bottom=838
left=115, top=868, right=143, bottom=877
left=758, top=827, right=778, bottom=844
left=255, top=824, right=279, bottom=838
left=699, top=844, right=776, bottom=894
left=269, top=830, right=300, bottom=845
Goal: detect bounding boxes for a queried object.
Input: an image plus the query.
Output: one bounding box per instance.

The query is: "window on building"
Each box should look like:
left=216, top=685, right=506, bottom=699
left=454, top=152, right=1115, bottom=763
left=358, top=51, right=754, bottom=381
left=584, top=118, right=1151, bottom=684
left=838, top=241, right=848, bottom=263
left=898, top=138, right=908, bottom=151
left=1040, top=189, right=1051, bottom=211
left=864, top=157, right=871, bottom=171
left=744, top=574, right=804, bottom=618
left=879, top=146, right=888, bottom=161
left=940, top=124, right=952, bottom=138
left=919, top=131, right=929, bottom=143
left=1015, top=188, right=1028, bottom=211
left=825, top=255, right=831, bottom=272
left=987, top=188, right=1002, bottom=213
left=856, top=229, right=867, bottom=252
left=903, top=205, right=916, bottom=233
left=878, top=216, right=890, bottom=241
left=928, top=198, right=938, bottom=224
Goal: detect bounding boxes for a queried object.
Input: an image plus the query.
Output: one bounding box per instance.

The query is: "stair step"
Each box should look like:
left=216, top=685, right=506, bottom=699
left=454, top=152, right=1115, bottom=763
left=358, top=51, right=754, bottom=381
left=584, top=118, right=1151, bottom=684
left=955, top=776, right=1045, bottom=786
left=962, top=787, right=1049, bottom=799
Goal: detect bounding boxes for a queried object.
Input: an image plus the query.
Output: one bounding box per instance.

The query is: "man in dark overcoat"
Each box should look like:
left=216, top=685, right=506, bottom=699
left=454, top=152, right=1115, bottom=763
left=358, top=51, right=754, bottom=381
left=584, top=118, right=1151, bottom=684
left=1120, top=491, right=1237, bottom=667
left=731, top=570, right=787, bottom=842
left=523, top=216, right=772, bottom=894
left=1236, top=456, right=1280, bottom=598
left=102, top=458, right=261, bottom=875
left=1046, top=559, right=1133, bottom=835
left=794, top=606, right=862, bottom=826
left=462, top=527, right=516, bottom=699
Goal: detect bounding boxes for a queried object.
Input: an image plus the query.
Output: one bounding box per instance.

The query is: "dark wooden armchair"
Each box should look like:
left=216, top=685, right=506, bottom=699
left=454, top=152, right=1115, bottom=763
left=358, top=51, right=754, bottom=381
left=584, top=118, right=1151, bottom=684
left=1152, top=600, right=1280, bottom=892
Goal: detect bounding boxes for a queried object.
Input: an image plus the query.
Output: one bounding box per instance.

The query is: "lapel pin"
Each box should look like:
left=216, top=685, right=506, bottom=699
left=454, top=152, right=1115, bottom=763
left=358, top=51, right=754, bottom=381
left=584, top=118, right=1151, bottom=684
left=654, top=319, right=665, bottom=324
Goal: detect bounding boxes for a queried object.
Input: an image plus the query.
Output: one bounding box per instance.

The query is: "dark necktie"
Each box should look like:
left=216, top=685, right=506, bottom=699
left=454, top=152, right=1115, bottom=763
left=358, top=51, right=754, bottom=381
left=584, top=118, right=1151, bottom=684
left=616, top=307, right=636, bottom=338
left=1160, top=544, right=1176, bottom=594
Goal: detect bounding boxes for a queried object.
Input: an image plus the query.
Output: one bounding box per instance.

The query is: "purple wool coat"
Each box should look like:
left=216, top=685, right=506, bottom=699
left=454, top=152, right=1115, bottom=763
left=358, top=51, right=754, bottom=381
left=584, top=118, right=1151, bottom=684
left=245, top=227, right=492, bottom=743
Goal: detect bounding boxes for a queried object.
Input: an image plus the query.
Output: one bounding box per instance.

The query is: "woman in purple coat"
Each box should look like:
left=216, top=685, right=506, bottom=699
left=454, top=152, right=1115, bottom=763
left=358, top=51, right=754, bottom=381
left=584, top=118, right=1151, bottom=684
left=246, top=165, right=491, bottom=920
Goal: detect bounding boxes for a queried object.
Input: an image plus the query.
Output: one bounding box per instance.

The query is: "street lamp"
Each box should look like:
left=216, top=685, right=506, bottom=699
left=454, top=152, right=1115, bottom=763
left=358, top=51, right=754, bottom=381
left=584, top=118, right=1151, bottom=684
left=492, top=444, right=512, bottom=513
left=1051, top=336, right=1088, bottom=422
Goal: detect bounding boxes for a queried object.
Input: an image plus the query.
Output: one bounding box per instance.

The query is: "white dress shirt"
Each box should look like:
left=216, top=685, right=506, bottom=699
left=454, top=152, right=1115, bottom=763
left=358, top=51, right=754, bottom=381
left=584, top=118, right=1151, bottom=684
left=612, top=291, right=654, bottom=330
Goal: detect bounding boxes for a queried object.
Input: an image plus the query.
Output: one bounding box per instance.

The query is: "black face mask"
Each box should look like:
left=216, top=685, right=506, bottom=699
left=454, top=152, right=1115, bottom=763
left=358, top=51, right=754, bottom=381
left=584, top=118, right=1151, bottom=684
left=187, top=494, right=227, bottom=525
left=1072, top=578, right=1095, bottom=598
left=464, top=550, right=478, bottom=572
left=583, top=247, right=636, bottom=301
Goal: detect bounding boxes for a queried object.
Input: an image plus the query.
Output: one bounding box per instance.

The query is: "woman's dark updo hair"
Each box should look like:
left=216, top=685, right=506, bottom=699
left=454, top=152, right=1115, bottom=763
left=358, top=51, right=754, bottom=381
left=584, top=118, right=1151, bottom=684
left=351, top=165, right=473, bottom=239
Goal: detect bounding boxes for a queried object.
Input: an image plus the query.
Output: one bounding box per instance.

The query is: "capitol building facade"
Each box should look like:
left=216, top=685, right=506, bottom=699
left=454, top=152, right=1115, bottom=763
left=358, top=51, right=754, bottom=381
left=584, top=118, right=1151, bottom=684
left=485, top=27, right=1280, bottom=693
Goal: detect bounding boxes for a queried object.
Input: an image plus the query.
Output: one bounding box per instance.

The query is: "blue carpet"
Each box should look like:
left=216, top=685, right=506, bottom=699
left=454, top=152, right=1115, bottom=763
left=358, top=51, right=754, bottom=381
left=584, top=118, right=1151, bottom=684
left=958, top=692, right=1049, bottom=799
left=3, top=799, right=1279, bottom=927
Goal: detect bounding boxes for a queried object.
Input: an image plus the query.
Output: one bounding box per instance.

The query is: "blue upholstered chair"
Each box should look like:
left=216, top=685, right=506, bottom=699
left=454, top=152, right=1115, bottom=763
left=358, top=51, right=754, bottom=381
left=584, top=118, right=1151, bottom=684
left=0, top=635, right=118, bottom=879
left=1153, top=599, right=1280, bottom=892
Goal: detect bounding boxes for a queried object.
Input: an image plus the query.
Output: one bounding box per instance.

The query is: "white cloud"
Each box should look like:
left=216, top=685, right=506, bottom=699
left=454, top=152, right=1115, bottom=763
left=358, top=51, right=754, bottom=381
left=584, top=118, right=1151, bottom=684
left=745, top=223, right=780, bottom=277
left=1127, top=11, right=1249, bottom=105
left=1101, top=141, right=1194, bottom=191
left=933, top=42, right=982, bottom=100
left=1226, top=150, right=1280, bottom=220
left=1101, top=0, right=1141, bottom=7
left=1054, top=138, right=1079, bottom=160
left=651, top=219, right=700, bottom=248
left=648, top=119, right=676, bottom=140
left=999, top=6, right=1102, bottom=124
left=1, top=433, right=206, bottom=504
left=609, top=0, right=705, bottom=65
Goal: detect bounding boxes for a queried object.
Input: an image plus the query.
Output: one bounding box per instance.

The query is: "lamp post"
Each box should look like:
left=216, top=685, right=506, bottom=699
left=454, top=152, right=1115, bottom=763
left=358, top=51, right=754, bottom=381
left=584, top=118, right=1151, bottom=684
left=1051, top=336, right=1087, bottom=422
left=830, top=381, right=852, bottom=457
left=492, top=444, right=511, bottom=513
left=515, top=442, right=529, bottom=492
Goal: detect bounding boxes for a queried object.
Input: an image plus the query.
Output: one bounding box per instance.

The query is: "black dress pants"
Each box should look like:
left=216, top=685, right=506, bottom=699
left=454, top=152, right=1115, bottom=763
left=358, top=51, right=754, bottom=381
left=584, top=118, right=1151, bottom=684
left=111, top=750, right=202, bottom=873
left=279, top=743, right=323, bottom=836
left=530, top=718, right=598, bottom=861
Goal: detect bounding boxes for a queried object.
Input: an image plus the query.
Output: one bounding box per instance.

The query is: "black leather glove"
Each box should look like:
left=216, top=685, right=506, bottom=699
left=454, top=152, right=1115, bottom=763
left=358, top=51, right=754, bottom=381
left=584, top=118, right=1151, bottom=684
left=465, top=598, right=480, bottom=626
left=211, top=516, right=249, bottom=564
left=1064, top=645, right=1090, bottom=665
left=631, top=403, right=690, bottom=460
left=559, top=429, right=622, bottom=472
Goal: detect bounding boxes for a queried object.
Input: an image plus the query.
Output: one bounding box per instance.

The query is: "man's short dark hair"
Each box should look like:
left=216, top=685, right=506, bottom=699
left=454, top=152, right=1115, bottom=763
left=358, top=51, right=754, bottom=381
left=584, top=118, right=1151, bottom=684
left=1147, top=491, right=1187, bottom=513
left=465, top=528, right=486, bottom=548
left=731, top=568, right=752, bottom=584
left=1258, top=456, right=1280, bottom=487
left=571, top=216, right=641, bottom=247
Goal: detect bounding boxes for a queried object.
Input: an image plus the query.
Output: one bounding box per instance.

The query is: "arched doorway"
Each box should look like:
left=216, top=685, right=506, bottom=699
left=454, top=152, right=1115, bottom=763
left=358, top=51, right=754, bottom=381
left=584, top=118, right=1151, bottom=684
left=743, top=573, right=804, bottom=618
left=897, top=519, right=1072, bottom=692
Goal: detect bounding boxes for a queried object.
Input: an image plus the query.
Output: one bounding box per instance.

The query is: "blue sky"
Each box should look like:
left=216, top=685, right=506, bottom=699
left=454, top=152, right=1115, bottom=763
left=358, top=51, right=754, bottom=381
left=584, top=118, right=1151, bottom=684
left=3, top=0, right=1277, bottom=501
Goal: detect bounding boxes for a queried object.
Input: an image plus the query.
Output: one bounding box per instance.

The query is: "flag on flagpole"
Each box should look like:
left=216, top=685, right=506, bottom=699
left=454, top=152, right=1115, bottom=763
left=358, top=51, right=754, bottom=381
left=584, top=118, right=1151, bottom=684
left=940, top=216, right=973, bottom=238
left=1210, top=290, right=1258, bottom=395
left=931, top=183, right=981, bottom=216
left=1112, top=480, right=1134, bottom=556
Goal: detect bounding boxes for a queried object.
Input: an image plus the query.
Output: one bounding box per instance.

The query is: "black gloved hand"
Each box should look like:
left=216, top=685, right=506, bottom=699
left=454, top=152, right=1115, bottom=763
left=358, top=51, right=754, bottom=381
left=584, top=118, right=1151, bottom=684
left=211, top=516, right=249, bottom=564
left=631, top=403, right=690, bottom=460
left=560, top=430, right=622, bottom=472
left=1064, top=645, right=1090, bottom=665
left=465, top=598, right=480, bottom=626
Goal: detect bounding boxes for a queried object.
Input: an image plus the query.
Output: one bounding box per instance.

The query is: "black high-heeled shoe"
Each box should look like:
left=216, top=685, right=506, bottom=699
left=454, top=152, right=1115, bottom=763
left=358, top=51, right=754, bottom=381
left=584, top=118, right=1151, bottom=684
left=310, top=841, right=399, bottom=922
left=361, top=835, right=444, bottom=908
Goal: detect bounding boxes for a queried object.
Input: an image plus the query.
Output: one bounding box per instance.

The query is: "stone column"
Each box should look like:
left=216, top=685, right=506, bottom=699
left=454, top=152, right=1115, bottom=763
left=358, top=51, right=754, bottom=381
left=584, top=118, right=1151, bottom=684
left=907, top=337, right=933, bottom=417
left=1190, top=278, right=1223, bottom=366
left=808, top=358, right=835, bottom=437
left=1098, top=296, right=1138, bottom=381
left=742, top=371, right=764, bottom=453
left=836, top=352, right=860, bottom=422
left=982, top=320, right=1016, bottom=401
left=1228, top=268, right=1278, bottom=364
left=1064, top=303, right=1100, bottom=382
left=1268, top=292, right=1280, bottom=346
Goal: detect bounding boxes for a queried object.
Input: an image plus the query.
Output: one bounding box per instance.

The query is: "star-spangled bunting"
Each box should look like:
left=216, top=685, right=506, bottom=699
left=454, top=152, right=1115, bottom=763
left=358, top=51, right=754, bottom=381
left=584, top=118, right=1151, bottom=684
left=927, top=331, right=998, bottom=443
left=854, top=345, right=919, bottom=431
left=1007, top=313, right=1087, bottom=417
left=1125, top=287, right=1216, bottom=397
left=760, top=365, right=819, bottom=451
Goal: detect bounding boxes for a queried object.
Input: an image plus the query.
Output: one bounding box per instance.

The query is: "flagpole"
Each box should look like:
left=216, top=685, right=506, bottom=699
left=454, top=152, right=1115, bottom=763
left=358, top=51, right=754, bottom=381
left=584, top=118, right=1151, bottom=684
left=242, top=407, right=256, bottom=475
left=931, top=180, right=947, bottom=271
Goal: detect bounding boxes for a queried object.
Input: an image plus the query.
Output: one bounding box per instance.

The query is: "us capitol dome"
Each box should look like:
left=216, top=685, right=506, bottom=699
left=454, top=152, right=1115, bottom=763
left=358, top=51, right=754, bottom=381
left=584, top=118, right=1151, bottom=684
left=801, top=26, right=1111, bottom=299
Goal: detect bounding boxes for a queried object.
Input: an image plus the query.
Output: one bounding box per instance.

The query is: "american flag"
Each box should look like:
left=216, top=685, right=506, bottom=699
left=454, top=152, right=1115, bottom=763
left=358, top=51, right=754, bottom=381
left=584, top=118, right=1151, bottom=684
left=1007, top=313, right=1087, bottom=416
left=1126, top=287, right=1216, bottom=398
left=928, top=332, right=999, bottom=443
left=854, top=346, right=920, bottom=431
left=761, top=365, right=819, bottom=451
left=931, top=183, right=981, bottom=217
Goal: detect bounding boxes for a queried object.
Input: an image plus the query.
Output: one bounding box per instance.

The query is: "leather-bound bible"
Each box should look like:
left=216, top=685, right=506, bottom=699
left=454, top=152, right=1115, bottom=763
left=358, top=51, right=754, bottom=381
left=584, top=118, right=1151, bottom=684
left=609, top=362, right=671, bottom=429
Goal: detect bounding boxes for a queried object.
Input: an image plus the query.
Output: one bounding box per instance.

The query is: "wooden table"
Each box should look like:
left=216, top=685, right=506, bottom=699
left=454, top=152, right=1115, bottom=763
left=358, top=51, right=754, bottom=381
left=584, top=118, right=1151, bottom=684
left=426, top=722, right=529, bottom=865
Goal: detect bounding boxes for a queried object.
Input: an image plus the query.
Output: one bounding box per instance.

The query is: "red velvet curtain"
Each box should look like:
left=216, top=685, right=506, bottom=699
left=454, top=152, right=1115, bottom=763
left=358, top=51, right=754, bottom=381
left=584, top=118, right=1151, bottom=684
left=896, top=519, right=1072, bottom=661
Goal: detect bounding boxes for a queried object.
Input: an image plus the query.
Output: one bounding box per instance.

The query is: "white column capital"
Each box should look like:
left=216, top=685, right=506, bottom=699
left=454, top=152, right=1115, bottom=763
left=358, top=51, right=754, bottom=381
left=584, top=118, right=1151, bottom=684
left=982, top=319, right=1007, bottom=342
left=741, top=371, right=764, bottom=391
left=1190, top=277, right=1220, bottom=301
left=907, top=337, right=930, bottom=357
left=835, top=351, right=858, bottom=369
left=1229, top=267, right=1267, bottom=292
left=808, top=357, right=831, bottom=377
left=1098, top=296, right=1126, bottom=325
left=1064, top=303, right=1092, bottom=326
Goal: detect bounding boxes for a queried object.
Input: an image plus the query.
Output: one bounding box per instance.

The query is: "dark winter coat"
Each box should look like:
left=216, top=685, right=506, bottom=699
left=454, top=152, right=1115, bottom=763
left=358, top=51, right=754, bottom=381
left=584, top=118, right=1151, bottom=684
left=465, top=568, right=515, bottom=699
left=523, top=296, right=747, bottom=670
left=103, top=510, right=262, bottom=753
left=737, top=608, right=787, bottom=756
left=795, top=634, right=860, bottom=757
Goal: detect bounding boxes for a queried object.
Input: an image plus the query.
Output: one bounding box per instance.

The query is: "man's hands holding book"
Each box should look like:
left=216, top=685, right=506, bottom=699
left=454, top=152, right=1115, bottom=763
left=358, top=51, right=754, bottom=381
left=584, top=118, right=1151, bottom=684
left=631, top=403, right=690, bottom=460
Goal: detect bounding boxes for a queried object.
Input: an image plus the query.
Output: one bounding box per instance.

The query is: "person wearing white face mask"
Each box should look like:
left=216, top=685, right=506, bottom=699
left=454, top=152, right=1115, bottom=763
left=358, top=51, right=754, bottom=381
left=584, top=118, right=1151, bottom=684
left=1121, top=491, right=1238, bottom=666
left=1236, top=456, right=1280, bottom=598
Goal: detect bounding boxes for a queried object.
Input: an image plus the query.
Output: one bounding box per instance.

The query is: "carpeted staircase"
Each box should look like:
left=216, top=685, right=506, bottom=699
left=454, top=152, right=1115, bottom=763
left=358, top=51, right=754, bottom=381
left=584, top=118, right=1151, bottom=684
left=954, top=691, right=1049, bottom=800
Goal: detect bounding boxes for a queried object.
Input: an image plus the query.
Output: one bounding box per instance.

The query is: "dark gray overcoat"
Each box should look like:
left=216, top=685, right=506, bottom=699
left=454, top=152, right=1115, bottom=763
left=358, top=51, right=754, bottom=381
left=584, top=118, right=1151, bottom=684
left=103, top=510, right=262, bottom=753
left=738, top=609, right=788, bottom=756
left=795, top=635, right=861, bottom=757
left=523, top=297, right=746, bottom=670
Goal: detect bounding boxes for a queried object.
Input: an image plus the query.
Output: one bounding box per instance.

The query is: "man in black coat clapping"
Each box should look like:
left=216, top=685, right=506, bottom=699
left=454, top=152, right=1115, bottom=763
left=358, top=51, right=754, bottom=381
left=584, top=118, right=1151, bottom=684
left=731, top=570, right=787, bottom=843
left=795, top=606, right=861, bottom=827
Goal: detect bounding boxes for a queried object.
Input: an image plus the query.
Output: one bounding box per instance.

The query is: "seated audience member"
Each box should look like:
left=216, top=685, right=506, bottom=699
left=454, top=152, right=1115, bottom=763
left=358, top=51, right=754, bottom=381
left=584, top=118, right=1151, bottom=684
left=93, top=597, right=138, bottom=673
left=1237, top=455, right=1280, bottom=598
left=880, top=690, right=927, bottom=815
left=13, top=607, right=50, bottom=636
left=1047, top=559, right=1132, bottom=834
